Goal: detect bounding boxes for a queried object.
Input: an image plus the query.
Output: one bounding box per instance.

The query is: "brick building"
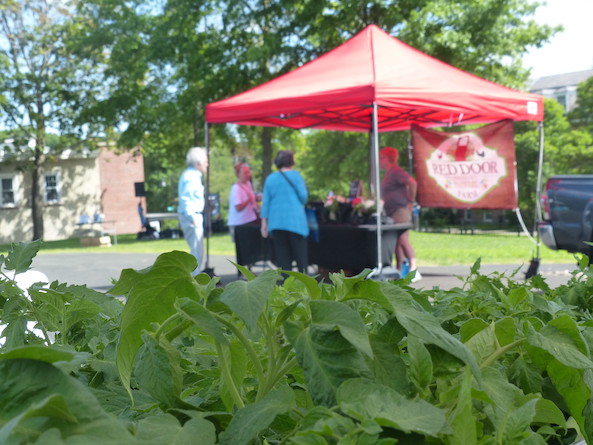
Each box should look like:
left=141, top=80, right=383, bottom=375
left=0, top=143, right=146, bottom=244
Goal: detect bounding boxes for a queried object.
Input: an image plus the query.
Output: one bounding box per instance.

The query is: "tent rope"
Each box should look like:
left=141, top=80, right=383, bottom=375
left=515, top=208, right=537, bottom=245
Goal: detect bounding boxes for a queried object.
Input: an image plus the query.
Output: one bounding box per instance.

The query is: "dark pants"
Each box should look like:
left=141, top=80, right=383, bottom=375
left=270, top=230, right=308, bottom=273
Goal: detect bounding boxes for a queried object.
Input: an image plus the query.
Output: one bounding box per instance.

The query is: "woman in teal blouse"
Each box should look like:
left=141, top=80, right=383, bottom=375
left=260, top=150, right=309, bottom=273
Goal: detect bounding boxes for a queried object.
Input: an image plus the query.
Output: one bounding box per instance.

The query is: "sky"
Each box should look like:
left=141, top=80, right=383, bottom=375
left=523, top=0, right=593, bottom=79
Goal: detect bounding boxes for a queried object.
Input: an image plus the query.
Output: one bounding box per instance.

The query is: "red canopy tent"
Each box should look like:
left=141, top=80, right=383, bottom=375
left=205, top=24, right=545, bottom=273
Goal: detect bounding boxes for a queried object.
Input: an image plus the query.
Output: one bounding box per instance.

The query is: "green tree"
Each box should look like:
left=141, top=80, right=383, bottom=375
left=568, top=76, right=593, bottom=134
left=515, top=98, right=593, bottom=230
left=68, top=0, right=558, bottom=216
left=0, top=0, right=102, bottom=240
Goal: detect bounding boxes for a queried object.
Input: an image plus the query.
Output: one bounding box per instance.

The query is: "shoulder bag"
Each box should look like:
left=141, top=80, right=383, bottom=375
left=279, top=171, right=320, bottom=242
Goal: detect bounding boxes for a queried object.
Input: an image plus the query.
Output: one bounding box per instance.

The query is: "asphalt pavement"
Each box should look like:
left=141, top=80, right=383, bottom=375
left=27, top=251, right=578, bottom=292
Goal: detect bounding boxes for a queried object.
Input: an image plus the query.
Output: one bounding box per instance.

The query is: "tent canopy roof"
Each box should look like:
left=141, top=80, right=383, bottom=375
left=206, top=25, right=543, bottom=132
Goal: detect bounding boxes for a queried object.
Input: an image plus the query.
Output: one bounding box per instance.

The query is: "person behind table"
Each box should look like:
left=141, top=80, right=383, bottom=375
left=379, top=146, right=420, bottom=281
left=178, top=146, right=209, bottom=276
left=260, top=150, right=309, bottom=273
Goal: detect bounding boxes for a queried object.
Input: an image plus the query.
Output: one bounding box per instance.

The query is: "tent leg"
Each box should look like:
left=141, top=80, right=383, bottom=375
left=372, top=102, right=383, bottom=276
left=204, top=122, right=214, bottom=276
left=526, top=121, right=545, bottom=279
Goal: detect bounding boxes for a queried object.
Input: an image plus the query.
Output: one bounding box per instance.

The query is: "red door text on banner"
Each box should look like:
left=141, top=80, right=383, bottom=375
left=412, top=120, right=517, bottom=209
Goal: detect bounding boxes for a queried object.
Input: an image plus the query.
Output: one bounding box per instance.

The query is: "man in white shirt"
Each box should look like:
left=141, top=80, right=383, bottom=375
left=178, top=147, right=209, bottom=275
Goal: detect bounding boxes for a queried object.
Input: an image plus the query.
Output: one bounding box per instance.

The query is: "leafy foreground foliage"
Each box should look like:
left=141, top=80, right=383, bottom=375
left=2, top=242, right=593, bottom=444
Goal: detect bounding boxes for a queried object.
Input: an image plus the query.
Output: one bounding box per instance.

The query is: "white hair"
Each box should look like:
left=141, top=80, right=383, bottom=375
left=186, top=146, right=208, bottom=167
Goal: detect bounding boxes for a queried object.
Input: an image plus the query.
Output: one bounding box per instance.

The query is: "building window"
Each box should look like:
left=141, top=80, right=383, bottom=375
left=45, top=173, right=61, bottom=204
left=0, top=176, right=16, bottom=207
left=483, top=210, right=493, bottom=223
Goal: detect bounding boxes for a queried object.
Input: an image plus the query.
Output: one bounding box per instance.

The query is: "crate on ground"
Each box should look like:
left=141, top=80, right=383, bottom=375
left=80, top=236, right=112, bottom=247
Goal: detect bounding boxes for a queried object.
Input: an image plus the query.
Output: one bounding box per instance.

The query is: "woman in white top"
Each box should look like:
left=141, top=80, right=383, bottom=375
left=227, top=163, right=259, bottom=242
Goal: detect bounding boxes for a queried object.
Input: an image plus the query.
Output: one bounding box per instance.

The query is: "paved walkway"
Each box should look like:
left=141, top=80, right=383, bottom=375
left=29, top=252, right=578, bottom=292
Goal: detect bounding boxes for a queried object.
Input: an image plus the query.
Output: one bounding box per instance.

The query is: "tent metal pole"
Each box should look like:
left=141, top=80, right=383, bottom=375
left=535, top=121, right=545, bottom=226
left=369, top=132, right=375, bottom=197
left=372, top=102, right=382, bottom=273
left=534, top=121, right=545, bottom=257
left=205, top=121, right=211, bottom=271
left=525, top=121, right=545, bottom=279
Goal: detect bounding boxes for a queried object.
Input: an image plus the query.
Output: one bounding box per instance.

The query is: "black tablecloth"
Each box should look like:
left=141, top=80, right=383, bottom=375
left=234, top=222, right=412, bottom=272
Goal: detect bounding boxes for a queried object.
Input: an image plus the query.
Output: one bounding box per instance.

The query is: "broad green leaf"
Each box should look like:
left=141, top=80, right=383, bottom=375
left=522, top=432, right=549, bottom=445
left=310, top=300, right=373, bottom=358
left=379, top=283, right=481, bottom=381
left=407, top=334, right=433, bottom=395
left=113, top=251, right=200, bottom=401
left=369, top=335, right=411, bottom=394
left=220, top=269, right=278, bottom=332
left=134, top=333, right=183, bottom=408
left=337, top=379, right=452, bottom=437
left=285, top=270, right=321, bottom=299
left=29, top=286, right=104, bottom=335
left=339, top=279, right=392, bottom=312
left=469, top=257, right=482, bottom=275
left=509, top=357, right=544, bottom=394
left=0, top=393, right=77, bottom=443
left=449, top=367, right=477, bottom=445
left=527, top=324, right=593, bottom=369
left=495, top=317, right=516, bottom=346
left=533, top=398, right=566, bottom=430
left=500, top=398, right=538, bottom=444
left=481, top=367, right=538, bottom=441
left=135, top=413, right=216, bottom=445
left=583, top=369, right=593, bottom=443
left=548, top=315, right=589, bottom=355
left=231, top=261, right=256, bottom=281
left=578, top=254, right=590, bottom=269
left=329, top=270, right=373, bottom=300
left=285, top=322, right=370, bottom=406
left=176, top=298, right=227, bottom=344
left=465, top=322, right=497, bottom=366
left=218, top=384, right=295, bottom=445
left=0, top=345, right=88, bottom=364
left=4, top=240, right=42, bottom=273
left=0, top=316, right=27, bottom=348
left=0, top=359, right=133, bottom=444
left=507, top=287, right=530, bottom=307
left=460, top=318, right=489, bottom=343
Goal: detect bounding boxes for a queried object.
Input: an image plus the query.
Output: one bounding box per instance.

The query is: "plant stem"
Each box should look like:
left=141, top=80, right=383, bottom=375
left=154, top=313, right=183, bottom=340
left=214, top=313, right=266, bottom=384
left=480, top=338, right=526, bottom=368
left=21, top=293, right=53, bottom=345
left=215, top=341, right=245, bottom=409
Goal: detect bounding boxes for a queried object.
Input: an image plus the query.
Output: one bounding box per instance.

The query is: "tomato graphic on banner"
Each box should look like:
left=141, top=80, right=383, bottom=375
left=412, top=120, right=517, bottom=209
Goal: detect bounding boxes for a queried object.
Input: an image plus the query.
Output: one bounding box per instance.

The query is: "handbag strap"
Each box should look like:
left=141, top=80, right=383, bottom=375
left=279, top=171, right=305, bottom=205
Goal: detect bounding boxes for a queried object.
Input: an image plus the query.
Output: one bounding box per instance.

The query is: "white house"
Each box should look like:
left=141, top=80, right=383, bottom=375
left=0, top=142, right=147, bottom=245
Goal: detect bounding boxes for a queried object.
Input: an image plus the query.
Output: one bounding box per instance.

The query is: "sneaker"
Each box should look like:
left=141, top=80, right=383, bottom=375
left=410, top=270, right=422, bottom=283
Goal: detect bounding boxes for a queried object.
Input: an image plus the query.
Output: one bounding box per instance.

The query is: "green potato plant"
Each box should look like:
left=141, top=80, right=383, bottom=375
left=1, top=242, right=593, bottom=444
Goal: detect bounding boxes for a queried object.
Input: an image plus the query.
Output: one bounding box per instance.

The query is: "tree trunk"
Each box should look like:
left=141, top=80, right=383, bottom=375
left=31, top=116, right=46, bottom=241
left=261, top=127, right=273, bottom=180
left=31, top=147, right=45, bottom=240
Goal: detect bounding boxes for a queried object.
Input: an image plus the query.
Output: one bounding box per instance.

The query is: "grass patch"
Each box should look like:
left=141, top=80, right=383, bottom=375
left=410, top=231, right=576, bottom=266
left=1, top=231, right=577, bottom=266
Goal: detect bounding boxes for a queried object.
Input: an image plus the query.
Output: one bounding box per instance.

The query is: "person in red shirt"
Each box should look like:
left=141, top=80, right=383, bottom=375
left=380, top=146, right=421, bottom=281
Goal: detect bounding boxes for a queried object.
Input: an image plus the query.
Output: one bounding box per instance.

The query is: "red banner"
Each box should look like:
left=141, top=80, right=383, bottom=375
left=412, top=120, right=517, bottom=209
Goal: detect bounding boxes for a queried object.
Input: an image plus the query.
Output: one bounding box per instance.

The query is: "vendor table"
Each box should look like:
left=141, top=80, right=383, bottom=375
left=234, top=222, right=412, bottom=273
